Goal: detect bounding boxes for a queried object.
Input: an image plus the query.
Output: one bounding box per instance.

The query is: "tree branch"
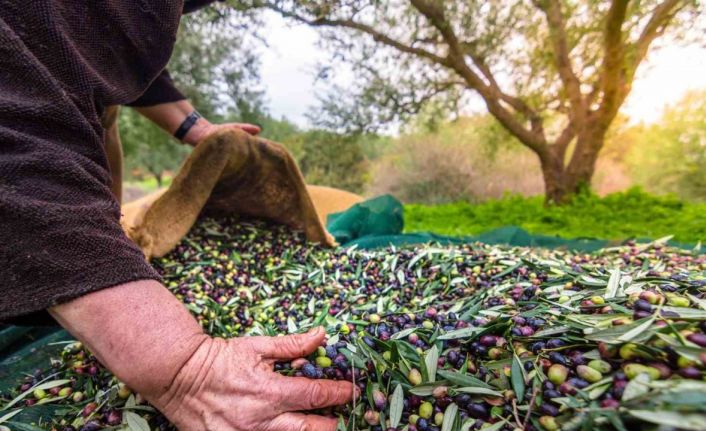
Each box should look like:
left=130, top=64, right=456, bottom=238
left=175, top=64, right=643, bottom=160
left=532, top=0, right=584, bottom=121
left=409, top=0, right=548, bottom=154
left=461, top=43, right=543, bottom=134
left=263, top=3, right=450, bottom=67
left=631, top=0, right=685, bottom=73
left=554, top=123, right=576, bottom=156
left=598, top=0, right=686, bottom=125
left=597, top=0, right=629, bottom=125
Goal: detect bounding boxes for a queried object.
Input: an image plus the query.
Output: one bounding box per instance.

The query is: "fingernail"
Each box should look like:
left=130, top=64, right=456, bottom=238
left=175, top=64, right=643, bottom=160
left=308, top=326, right=322, bottom=335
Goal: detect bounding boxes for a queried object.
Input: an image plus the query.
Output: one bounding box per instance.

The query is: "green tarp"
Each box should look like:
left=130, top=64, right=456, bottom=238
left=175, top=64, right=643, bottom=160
left=331, top=194, right=695, bottom=252
left=1, top=194, right=697, bottom=398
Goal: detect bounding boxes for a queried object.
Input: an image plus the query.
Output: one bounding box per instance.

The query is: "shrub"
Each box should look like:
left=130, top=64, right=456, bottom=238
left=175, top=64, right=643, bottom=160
left=367, top=117, right=544, bottom=203
left=405, top=188, right=706, bottom=243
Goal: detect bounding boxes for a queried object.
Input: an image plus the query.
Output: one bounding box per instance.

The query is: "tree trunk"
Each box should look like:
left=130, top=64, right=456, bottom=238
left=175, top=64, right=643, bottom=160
left=540, top=152, right=570, bottom=204
left=149, top=170, right=163, bottom=187
left=540, top=126, right=606, bottom=204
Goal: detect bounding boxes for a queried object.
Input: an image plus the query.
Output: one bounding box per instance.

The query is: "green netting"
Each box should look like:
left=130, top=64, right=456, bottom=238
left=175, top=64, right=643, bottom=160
left=1, top=194, right=698, bottom=397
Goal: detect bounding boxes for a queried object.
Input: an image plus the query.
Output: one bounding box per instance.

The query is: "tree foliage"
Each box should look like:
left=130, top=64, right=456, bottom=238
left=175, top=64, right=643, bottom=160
left=625, top=89, right=706, bottom=200
left=295, top=130, right=369, bottom=193
left=119, top=109, right=191, bottom=186
left=241, top=0, right=703, bottom=202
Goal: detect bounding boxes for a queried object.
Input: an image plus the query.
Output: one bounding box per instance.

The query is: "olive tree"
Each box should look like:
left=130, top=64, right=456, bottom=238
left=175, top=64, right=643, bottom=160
left=241, top=0, right=702, bottom=202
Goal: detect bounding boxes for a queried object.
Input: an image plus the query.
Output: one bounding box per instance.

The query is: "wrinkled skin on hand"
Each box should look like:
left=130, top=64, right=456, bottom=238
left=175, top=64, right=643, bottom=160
left=128, top=127, right=335, bottom=259
left=153, top=327, right=355, bottom=431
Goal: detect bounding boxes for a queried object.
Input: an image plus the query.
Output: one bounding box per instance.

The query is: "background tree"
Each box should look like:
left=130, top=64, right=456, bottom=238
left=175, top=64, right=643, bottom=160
left=296, top=130, right=369, bottom=193
left=120, top=109, right=191, bottom=187
left=624, top=89, right=706, bottom=200
left=242, top=0, right=702, bottom=202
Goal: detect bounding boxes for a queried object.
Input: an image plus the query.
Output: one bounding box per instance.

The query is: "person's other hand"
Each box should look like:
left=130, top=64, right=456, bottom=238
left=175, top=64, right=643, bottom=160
left=153, top=327, right=355, bottom=431
left=185, top=120, right=261, bottom=145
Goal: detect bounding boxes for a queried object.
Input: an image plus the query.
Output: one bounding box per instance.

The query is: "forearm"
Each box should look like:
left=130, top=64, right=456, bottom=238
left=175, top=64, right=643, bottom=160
left=135, top=100, right=213, bottom=147
left=50, top=279, right=354, bottom=430
left=49, top=280, right=208, bottom=399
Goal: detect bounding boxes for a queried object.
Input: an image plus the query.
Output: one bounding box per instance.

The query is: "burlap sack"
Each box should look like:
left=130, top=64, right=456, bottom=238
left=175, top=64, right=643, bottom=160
left=120, top=128, right=363, bottom=260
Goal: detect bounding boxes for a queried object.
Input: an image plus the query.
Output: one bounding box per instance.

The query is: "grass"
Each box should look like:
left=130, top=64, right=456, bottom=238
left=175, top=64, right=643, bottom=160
left=404, top=188, right=706, bottom=244
left=124, top=176, right=173, bottom=192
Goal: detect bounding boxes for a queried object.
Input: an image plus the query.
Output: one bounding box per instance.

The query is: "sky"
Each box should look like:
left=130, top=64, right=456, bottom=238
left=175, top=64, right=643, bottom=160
left=259, top=11, right=706, bottom=128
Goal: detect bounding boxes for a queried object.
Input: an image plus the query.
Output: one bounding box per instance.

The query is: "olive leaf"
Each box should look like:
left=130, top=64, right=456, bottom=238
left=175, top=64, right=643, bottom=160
left=0, top=408, right=22, bottom=425
left=622, top=373, right=651, bottom=402
left=671, top=345, right=705, bottom=362
left=617, top=316, right=656, bottom=343
left=480, top=419, right=509, bottom=431
left=389, top=384, right=404, bottom=428
left=124, top=410, right=151, bottom=431
left=287, top=316, right=298, bottom=333
left=661, top=306, right=706, bottom=319
left=3, top=422, right=46, bottom=431
left=2, top=379, right=71, bottom=411
left=391, top=327, right=417, bottom=340
left=460, top=418, right=477, bottom=431
left=409, top=381, right=450, bottom=396
left=437, top=370, right=493, bottom=390
left=441, top=402, right=458, bottom=431
left=511, top=354, right=525, bottom=403
left=453, top=387, right=504, bottom=397
left=584, top=316, right=655, bottom=344
left=425, top=345, right=439, bottom=383
left=687, top=293, right=706, bottom=311
left=628, top=410, right=706, bottom=431
left=437, top=326, right=484, bottom=340
left=605, top=269, right=621, bottom=298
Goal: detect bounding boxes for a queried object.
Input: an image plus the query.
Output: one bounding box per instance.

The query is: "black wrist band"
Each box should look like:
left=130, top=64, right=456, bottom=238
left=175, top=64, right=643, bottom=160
left=174, top=110, right=202, bottom=141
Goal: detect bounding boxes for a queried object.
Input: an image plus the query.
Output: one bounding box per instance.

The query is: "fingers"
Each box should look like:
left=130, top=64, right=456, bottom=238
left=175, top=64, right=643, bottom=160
left=225, top=122, right=261, bottom=136
left=242, top=123, right=262, bottom=135
left=253, top=327, right=326, bottom=360
left=266, top=412, right=339, bottom=431
left=274, top=375, right=356, bottom=411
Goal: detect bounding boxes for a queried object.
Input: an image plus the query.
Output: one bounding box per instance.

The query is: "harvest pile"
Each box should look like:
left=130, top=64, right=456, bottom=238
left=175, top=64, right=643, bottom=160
left=2, top=218, right=706, bottom=431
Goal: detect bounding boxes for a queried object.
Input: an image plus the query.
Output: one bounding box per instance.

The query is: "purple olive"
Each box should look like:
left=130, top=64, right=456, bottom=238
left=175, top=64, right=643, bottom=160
left=687, top=333, right=706, bottom=347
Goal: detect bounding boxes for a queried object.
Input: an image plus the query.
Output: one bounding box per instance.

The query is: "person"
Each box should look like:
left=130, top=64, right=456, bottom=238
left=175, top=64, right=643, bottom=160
left=0, top=1, right=355, bottom=430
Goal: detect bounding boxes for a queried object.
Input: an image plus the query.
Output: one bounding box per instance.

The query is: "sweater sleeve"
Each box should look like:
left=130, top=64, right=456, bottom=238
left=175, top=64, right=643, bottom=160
left=0, top=0, right=176, bottom=323
left=183, top=0, right=224, bottom=14
left=125, top=69, right=186, bottom=107
left=126, top=0, right=223, bottom=108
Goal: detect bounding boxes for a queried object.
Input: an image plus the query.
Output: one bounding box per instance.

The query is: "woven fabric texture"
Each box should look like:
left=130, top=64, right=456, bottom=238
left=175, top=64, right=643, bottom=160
left=0, top=0, right=189, bottom=320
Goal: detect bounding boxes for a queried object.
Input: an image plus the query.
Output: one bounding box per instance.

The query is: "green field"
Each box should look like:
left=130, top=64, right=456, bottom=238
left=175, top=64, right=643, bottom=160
left=404, top=188, right=706, bottom=244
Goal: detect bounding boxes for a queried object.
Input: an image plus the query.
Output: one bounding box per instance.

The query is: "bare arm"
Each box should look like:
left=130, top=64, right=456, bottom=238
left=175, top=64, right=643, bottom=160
left=135, top=100, right=261, bottom=147
left=50, top=280, right=354, bottom=431
left=50, top=280, right=206, bottom=398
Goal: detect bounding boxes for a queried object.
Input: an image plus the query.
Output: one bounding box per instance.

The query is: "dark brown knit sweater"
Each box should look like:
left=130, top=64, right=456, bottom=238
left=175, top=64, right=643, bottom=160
left=0, top=0, right=215, bottom=321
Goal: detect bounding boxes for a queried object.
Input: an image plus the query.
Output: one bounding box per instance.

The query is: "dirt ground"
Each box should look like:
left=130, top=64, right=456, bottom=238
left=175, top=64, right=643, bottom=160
left=123, top=186, right=149, bottom=203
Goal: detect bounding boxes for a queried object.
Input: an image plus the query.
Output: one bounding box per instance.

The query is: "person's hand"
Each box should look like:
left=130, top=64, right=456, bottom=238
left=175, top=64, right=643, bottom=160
left=51, top=282, right=353, bottom=431
left=185, top=119, right=261, bottom=146
left=152, top=327, right=355, bottom=431
left=134, top=100, right=261, bottom=147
